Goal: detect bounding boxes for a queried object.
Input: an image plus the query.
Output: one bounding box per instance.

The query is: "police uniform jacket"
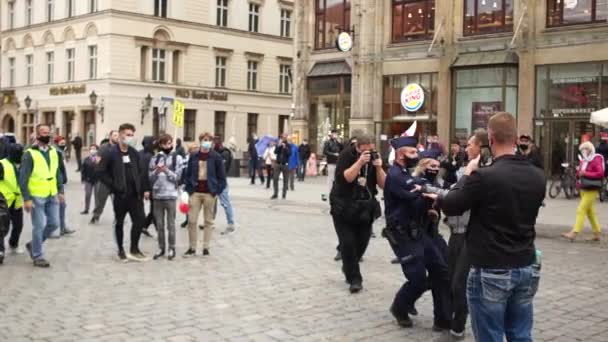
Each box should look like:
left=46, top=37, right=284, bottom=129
left=384, top=163, right=427, bottom=228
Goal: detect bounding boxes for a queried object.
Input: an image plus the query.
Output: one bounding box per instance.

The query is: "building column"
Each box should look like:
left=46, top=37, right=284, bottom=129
left=292, top=0, right=310, bottom=140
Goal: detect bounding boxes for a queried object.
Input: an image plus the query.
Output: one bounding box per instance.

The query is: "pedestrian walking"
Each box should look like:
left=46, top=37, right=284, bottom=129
left=562, top=141, right=604, bottom=242
left=263, top=141, right=276, bottom=189
left=71, top=134, right=83, bottom=171
left=20, top=124, right=65, bottom=268
left=213, top=138, right=236, bottom=235
left=180, top=143, right=199, bottom=229
left=96, top=123, right=151, bottom=262
left=249, top=134, right=264, bottom=185
left=54, top=136, right=74, bottom=237
left=140, top=136, right=156, bottom=238
left=442, top=112, right=545, bottom=342
left=288, top=136, right=299, bottom=191
left=149, top=134, right=183, bottom=260
left=323, top=129, right=343, bottom=201
left=183, top=133, right=227, bottom=257
left=91, top=130, right=119, bottom=224
left=271, top=136, right=291, bottom=200
left=0, top=144, right=25, bottom=264
left=298, top=139, right=311, bottom=181
left=81, top=145, right=99, bottom=214
left=330, top=133, right=385, bottom=293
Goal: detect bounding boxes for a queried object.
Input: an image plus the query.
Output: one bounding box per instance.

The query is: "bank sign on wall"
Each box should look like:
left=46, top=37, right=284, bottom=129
left=400, top=83, right=425, bottom=112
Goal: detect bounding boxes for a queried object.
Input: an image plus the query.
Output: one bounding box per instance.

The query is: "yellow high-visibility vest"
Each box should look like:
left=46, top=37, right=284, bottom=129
left=26, top=147, right=59, bottom=198
left=0, top=158, right=22, bottom=208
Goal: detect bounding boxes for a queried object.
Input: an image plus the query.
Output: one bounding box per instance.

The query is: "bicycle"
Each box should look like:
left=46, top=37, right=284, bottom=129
left=549, top=163, right=578, bottom=199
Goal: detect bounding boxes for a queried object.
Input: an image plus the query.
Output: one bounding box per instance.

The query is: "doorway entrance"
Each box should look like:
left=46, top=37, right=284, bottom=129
left=2, top=115, right=15, bottom=133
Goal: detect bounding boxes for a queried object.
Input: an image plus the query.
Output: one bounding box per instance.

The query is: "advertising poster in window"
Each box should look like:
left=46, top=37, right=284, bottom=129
left=471, top=101, right=502, bottom=131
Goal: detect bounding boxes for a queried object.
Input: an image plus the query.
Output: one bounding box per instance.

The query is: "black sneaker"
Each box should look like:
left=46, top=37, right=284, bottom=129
left=180, top=220, right=188, bottom=228
left=0, top=251, right=4, bottom=265
left=183, top=248, right=196, bottom=258
left=61, top=228, right=75, bottom=236
left=408, top=306, right=418, bottom=316
left=390, top=304, right=413, bottom=328
left=90, top=217, right=99, bottom=224
left=25, top=242, right=33, bottom=260
left=80, top=210, right=89, bottom=215
left=282, top=194, right=286, bottom=199
left=270, top=195, right=278, bottom=200
left=153, top=250, right=165, bottom=260
left=202, top=248, right=210, bottom=256
left=118, top=250, right=128, bottom=262
left=33, top=258, right=51, bottom=268
left=432, top=323, right=450, bottom=333
left=141, top=228, right=153, bottom=238
left=128, top=250, right=149, bottom=262
left=349, top=282, right=363, bottom=294
left=168, top=248, right=176, bottom=260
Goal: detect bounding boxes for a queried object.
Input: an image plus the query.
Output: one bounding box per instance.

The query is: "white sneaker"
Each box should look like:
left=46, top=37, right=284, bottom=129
left=10, top=247, right=24, bottom=255
left=221, top=224, right=237, bottom=235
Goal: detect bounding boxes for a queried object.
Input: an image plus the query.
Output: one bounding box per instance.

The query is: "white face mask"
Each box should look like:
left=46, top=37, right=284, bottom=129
left=123, top=136, right=136, bottom=147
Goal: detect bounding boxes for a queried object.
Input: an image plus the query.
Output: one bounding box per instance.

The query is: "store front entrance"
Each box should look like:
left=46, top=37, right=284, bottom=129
left=536, top=119, right=598, bottom=176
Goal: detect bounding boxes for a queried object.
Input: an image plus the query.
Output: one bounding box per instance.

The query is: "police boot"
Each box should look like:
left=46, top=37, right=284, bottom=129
left=390, top=303, right=413, bottom=328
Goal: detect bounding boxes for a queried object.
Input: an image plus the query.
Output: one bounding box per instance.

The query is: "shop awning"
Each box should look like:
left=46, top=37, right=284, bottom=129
left=452, top=51, right=519, bottom=67
left=308, top=60, right=351, bottom=77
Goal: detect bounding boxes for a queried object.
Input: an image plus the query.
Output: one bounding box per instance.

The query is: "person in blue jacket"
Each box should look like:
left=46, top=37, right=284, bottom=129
left=288, top=136, right=299, bottom=192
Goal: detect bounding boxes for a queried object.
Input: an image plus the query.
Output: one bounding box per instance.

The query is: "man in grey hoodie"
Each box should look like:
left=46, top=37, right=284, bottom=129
left=149, top=134, right=184, bottom=260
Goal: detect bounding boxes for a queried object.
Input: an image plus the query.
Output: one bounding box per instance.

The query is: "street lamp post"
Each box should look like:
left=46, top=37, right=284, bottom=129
left=140, top=93, right=153, bottom=125
left=89, top=90, right=104, bottom=123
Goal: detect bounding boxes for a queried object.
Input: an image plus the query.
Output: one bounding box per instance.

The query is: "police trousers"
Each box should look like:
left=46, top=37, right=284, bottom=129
left=332, top=215, right=372, bottom=285
left=389, top=232, right=451, bottom=327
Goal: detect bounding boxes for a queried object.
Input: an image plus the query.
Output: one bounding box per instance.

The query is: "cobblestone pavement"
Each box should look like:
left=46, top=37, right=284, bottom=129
left=1, top=172, right=608, bottom=342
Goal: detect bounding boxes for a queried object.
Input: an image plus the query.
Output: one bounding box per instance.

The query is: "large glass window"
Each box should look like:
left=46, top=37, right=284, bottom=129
left=453, top=67, right=518, bottom=144
left=26, top=55, right=33, bottom=85
left=26, top=0, right=33, bottom=25
left=152, top=48, right=166, bottom=82
left=217, top=0, right=228, bottom=27
left=66, top=48, right=75, bottom=82
left=249, top=4, right=260, bottom=32
left=183, top=109, right=196, bottom=141
left=46, top=52, right=54, bottom=83
left=8, top=57, right=15, bottom=87
left=214, top=111, right=226, bottom=143
left=315, top=0, right=351, bottom=50
left=281, top=9, right=292, bottom=37
left=89, top=45, right=98, bottom=80
left=464, top=0, right=514, bottom=36
left=247, top=113, right=258, bottom=139
left=154, top=0, right=167, bottom=18
left=247, top=61, right=258, bottom=91
left=280, top=65, right=291, bottom=94
left=392, top=0, right=435, bottom=42
left=547, top=0, right=608, bottom=27
left=215, top=56, right=227, bottom=88
left=308, top=76, right=351, bottom=153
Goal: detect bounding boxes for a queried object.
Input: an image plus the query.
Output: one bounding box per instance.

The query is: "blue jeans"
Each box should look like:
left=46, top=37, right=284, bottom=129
left=60, top=200, right=67, bottom=231
left=31, top=196, right=60, bottom=260
left=467, top=265, right=540, bottom=342
left=218, top=185, right=235, bottom=225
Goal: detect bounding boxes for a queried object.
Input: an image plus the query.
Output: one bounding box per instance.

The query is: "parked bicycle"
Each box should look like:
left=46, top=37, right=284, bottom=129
left=549, top=163, right=579, bottom=199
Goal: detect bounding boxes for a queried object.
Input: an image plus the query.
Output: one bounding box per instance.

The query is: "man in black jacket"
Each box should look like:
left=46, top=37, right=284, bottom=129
left=441, top=113, right=545, bottom=342
left=517, top=135, right=543, bottom=170
left=248, top=134, right=264, bottom=185
left=323, top=130, right=343, bottom=201
left=71, top=134, right=83, bottom=171
left=298, top=139, right=311, bottom=181
left=140, top=136, right=156, bottom=237
left=272, top=136, right=291, bottom=200
left=90, top=130, right=119, bottom=224
left=96, top=123, right=151, bottom=262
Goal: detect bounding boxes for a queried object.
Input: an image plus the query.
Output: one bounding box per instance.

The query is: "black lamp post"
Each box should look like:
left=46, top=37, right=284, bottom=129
left=140, top=93, right=153, bottom=125
left=90, top=90, right=104, bottom=123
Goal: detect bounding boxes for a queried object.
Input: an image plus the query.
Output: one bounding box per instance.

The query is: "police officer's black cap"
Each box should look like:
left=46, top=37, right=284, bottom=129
left=391, top=136, right=418, bottom=149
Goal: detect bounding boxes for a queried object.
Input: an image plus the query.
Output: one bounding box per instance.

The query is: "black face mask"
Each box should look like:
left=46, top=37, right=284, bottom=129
left=405, top=157, right=419, bottom=169
left=57, top=145, right=66, bottom=151
left=38, top=136, right=50, bottom=145
left=425, top=169, right=439, bottom=182
left=519, top=144, right=529, bottom=151
left=161, top=147, right=173, bottom=154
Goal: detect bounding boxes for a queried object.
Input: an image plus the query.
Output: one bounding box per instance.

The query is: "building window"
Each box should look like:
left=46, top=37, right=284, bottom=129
left=47, top=0, right=54, bottom=22
left=392, top=0, right=435, bottom=42
left=89, top=45, right=98, bottom=79
left=279, top=65, right=291, bottom=94
left=43, top=112, right=56, bottom=126
left=215, top=56, right=227, bottom=88
left=249, top=3, right=260, bottom=32
left=8, top=57, right=15, bottom=87
left=214, top=111, right=226, bottom=143
left=217, top=0, right=228, bottom=27
left=247, top=113, right=258, bottom=139
left=183, top=109, right=196, bottom=141
left=90, top=0, right=98, bottom=13
left=46, top=52, right=54, bottom=83
left=547, top=0, right=608, bottom=27
left=8, top=2, right=15, bottom=29
left=247, top=61, right=258, bottom=91
left=315, top=0, right=350, bottom=49
left=154, top=0, right=167, bottom=18
left=26, top=55, right=33, bottom=85
left=22, top=112, right=34, bottom=146
left=152, top=48, right=166, bottom=82
left=278, top=115, right=290, bottom=135
left=66, top=48, right=75, bottom=82
left=140, top=46, right=149, bottom=80
left=281, top=9, right=292, bottom=37
left=453, top=67, right=518, bottom=144
left=464, top=0, right=514, bottom=36
left=67, top=0, right=75, bottom=18
left=26, top=0, right=33, bottom=25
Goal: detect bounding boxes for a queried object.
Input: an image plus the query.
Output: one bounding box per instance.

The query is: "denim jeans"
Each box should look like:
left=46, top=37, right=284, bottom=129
left=31, top=196, right=60, bottom=260
left=467, top=265, right=540, bottom=342
left=218, top=185, right=235, bottom=225
left=59, top=200, right=67, bottom=231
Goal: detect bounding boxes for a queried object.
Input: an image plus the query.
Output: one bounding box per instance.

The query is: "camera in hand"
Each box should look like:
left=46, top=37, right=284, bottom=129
left=370, top=150, right=380, bottom=161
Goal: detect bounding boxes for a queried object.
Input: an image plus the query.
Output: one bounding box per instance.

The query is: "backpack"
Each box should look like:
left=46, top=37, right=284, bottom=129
left=154, top=152, right=184, bottom=186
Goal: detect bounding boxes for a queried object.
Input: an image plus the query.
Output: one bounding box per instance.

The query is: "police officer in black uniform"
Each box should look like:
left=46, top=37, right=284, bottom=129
left=383, top=136, right=451, bottom=330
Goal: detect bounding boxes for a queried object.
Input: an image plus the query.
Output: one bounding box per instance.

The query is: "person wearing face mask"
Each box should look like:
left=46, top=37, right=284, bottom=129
left=0, top=143, right=25, bottom=264
left=271, top=136, right=291, bottom=200
left=96, top=123, right=151, bottom=262
left=52, top=136, right=74, bottom=237
left=330, top=133, right=385, bottom=294
left=383, top=135, right=450, bottom=331
left=183, top=132, right=227, bottom=257
left=19, top=124, right=65, bottom=268
left=516, top=135, right=543, bottom=170
left=81, top=144, right=99, bottom=215
left=149, top=134, right=184, bottom=260
left=91, top=130, right=120, bottom=224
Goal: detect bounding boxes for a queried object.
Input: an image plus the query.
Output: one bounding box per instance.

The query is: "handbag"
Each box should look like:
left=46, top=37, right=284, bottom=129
left=580, top=176, right=602, bottom=190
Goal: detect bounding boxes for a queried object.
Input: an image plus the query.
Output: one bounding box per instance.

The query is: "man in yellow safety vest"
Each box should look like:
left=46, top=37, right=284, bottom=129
left=0, top=143, right=25, bottom=265
left=20, top=124, right=65, bottom=268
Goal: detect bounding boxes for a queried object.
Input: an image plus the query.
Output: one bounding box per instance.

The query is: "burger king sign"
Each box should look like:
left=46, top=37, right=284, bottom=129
left=400, top=83, right=425, bottom=112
